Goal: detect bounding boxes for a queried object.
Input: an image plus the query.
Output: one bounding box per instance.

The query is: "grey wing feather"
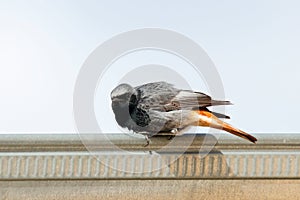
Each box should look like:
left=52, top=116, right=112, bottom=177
left=164, top=90, right=232, bottom=111
left=134, top=82, right=177, bottom=96
left=134, top=82, right=231, bottom=112
left=135, top=82, right=180, bottom=111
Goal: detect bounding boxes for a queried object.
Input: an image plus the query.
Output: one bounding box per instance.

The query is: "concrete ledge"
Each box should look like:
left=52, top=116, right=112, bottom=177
left=0, top=134, right=300, bottom=179
left=0, top=133, right=298, bottom=152
left=0, top=133, right=300, bottom=199
left=1, top=179, right=299, bottom=200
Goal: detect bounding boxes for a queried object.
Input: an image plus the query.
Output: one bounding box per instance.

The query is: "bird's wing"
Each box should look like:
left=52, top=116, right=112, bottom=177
left=134, top=82, right=177, bottom=95
left=164, top=90, right=232, bottom=111
left=135, top=82, right=231, bottom=113
left=134, top=82, right=180, bottom=111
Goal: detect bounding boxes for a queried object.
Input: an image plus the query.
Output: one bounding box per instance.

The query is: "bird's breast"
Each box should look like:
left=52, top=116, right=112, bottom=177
left=111, top=102, right=131, bottom=128
left=112, top=101, right=151, bottom=132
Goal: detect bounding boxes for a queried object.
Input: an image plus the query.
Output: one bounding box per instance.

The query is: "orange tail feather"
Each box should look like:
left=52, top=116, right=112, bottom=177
left=195, top=110, right=257, bottom=143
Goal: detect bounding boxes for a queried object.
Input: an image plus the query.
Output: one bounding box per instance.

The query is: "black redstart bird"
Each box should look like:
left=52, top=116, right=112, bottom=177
left=111, top=81, right=257, bottom=146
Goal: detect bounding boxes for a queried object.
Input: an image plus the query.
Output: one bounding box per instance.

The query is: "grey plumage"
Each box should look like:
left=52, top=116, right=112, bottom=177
left=110, top=81, right=230, bottom=136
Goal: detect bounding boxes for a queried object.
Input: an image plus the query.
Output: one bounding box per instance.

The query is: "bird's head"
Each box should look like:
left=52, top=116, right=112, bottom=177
left=111, top=83, right=136, bottom=107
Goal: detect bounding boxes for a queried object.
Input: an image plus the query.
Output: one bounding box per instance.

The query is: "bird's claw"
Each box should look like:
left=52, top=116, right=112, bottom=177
left=143, top=135, right=151, bottom=147
left=168, top=135, right=175, bottom=140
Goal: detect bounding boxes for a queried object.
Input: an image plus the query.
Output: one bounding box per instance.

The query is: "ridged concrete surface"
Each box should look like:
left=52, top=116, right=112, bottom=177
left=1, top=151, right=300, bottom=179
left=1, top=134, right=300, bottom=199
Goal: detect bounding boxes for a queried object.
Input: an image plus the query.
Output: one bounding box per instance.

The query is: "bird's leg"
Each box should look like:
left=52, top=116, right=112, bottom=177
left=143, top=135, right=151, bottom=147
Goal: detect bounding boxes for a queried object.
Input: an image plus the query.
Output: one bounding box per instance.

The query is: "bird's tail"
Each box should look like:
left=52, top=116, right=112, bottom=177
left=195, top=110, right=257, bottom=143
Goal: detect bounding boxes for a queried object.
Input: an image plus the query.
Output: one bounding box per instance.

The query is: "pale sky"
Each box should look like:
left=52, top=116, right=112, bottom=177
left=0, top=0, right=300, bottom=133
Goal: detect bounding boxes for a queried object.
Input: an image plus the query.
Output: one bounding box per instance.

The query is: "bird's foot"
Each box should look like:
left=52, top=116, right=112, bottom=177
left=168, top=135, right=175, bottom=140
left=143, top=135, right=151, bottom=147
